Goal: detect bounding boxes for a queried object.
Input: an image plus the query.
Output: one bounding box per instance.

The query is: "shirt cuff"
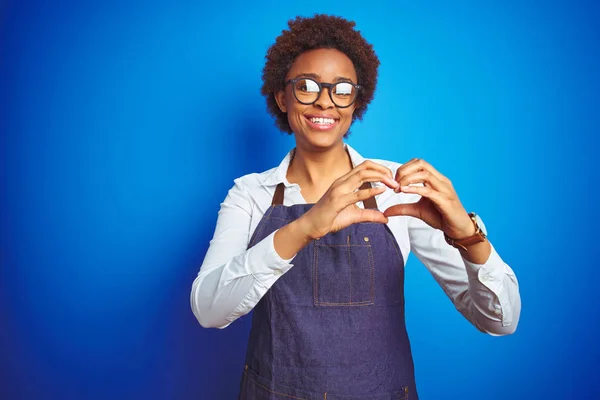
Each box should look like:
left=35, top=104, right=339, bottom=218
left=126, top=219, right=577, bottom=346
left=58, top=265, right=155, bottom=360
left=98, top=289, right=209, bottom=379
left=463, top=243, right=512, bottom=326
left=245, top=230, right=295, bottom=288
left=462, top=243, right=503, bottom=289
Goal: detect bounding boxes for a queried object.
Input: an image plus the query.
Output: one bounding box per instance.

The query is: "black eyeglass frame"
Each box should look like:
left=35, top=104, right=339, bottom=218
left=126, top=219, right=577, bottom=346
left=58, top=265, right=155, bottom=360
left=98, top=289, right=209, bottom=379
left=284, top=78, right=362, bottom=108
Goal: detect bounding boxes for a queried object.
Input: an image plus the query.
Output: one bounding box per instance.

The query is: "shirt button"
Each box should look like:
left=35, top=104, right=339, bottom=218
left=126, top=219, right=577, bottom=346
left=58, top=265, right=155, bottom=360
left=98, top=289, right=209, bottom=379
left=274, top=269, right=282, bottom=276
left=363, top=237, right=369, bottom=242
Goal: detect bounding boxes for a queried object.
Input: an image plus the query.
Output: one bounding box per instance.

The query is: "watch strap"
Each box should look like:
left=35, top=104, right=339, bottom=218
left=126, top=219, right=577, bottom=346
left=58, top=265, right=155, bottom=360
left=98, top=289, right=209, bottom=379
left=444, top=213, right=487, bottom=251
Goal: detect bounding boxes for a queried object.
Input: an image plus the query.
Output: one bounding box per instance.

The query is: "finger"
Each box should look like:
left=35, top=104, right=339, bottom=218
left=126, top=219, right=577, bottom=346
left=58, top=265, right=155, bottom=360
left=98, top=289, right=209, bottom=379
left=394, top=158, right=421, bottom=181
left=341, top=160, right=394, bottom=181
left=343, top=185, right=386, bottom=206
left=397, top=170, right=447, bottom=193
left=342, top=169, right=399, bottom=191
left=358, top=160, right=394, bottom=179
left=383, top=203, right=421, bottom=219
left=395, top=158, right=446, bottom=183
left=329, top=185, right=385, bottom=211
left=355, top=208, right=389, bottom=224
left=383, top=202, right=442, bottom=230
left=397, top=157, right=420, bottom=170
left=397, top=184, right=445, bottom=204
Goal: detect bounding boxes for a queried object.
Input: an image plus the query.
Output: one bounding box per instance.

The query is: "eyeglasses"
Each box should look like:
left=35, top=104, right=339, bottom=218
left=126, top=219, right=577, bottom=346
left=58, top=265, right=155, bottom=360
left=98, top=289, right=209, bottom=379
left=285, top=78, right=361, bottom=108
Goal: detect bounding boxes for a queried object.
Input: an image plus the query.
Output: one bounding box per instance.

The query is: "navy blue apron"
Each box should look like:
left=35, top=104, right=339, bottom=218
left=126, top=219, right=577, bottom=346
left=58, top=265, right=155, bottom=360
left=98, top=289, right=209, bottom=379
left=239, top=182, right=418, bottom=400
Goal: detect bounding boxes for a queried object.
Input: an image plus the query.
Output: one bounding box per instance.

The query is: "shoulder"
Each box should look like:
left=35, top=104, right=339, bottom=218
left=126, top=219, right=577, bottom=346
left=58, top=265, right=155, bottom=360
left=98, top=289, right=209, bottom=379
left=232, top=166, right=277, bottom=192
left=224, top=166, right=279, bottom=211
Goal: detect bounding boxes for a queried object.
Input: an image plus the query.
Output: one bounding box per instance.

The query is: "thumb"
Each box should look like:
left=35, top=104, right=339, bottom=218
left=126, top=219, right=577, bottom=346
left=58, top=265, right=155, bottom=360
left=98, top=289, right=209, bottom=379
left=383, top=203, right=421, bottom=219
left=357, top=209, right=389, bottom=224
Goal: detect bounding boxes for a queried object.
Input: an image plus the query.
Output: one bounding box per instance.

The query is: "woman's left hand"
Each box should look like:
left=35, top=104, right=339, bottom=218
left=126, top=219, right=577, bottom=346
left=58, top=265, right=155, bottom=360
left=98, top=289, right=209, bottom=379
left=383, top=158, right=475, bottom=239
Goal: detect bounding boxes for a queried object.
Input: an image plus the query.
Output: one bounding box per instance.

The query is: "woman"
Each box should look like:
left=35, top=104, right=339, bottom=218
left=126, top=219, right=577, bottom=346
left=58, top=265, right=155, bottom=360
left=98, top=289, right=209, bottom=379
left=191, top=14, right=521, bottom=400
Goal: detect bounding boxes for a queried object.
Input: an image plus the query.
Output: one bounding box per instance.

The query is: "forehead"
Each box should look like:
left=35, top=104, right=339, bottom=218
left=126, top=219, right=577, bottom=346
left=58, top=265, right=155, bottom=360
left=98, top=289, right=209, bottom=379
left=286, top=48, right=357, bottom=81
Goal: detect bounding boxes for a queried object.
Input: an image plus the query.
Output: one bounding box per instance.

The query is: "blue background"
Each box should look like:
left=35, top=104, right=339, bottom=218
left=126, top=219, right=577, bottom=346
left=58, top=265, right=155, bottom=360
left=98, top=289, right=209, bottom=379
left=1, top=0, right=598, bottom=399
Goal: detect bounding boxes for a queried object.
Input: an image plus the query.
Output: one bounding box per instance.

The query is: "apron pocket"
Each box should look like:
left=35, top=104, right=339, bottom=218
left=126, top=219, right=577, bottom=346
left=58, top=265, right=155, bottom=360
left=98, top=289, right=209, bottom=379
left=313, top=239, right=374, bottom=307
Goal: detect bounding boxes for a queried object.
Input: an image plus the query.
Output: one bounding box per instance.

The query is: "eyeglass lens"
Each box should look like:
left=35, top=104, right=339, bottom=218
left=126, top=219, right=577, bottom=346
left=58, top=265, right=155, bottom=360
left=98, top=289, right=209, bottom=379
left=293, top=78, right=356, bottom=107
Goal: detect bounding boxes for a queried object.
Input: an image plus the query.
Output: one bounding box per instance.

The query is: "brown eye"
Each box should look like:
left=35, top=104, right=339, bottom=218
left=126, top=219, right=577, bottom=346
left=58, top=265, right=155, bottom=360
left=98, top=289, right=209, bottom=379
left=333, top=82, right=353, bottom=96
left=295, top=79, right=320, bottom=93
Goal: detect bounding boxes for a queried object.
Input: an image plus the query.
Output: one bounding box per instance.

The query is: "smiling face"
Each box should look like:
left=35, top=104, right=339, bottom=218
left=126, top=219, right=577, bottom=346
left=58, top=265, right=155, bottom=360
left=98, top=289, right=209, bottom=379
left=275, top=48, right=358, bottom=152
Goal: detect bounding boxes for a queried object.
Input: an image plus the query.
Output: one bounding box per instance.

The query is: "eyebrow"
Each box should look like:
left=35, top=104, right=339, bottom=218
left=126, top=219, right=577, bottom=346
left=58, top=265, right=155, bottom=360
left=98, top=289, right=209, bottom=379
left=292, top=73, right=355, bottom=83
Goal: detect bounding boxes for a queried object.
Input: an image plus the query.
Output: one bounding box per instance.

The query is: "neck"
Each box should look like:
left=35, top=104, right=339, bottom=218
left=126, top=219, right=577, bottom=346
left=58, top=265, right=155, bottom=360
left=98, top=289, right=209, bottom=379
left=287, top=142, right=353, bottom=189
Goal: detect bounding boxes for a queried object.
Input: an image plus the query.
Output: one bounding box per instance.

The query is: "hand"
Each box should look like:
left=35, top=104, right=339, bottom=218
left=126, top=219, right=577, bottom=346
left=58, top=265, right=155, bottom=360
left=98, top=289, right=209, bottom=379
left=299, top=161, right=400, bottom=240
left=383, top=158, right=475, bottom=239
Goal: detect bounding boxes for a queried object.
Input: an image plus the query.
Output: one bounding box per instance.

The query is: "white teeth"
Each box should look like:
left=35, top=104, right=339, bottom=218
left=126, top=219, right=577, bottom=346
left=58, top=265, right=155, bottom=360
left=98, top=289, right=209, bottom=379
left=309, top=117, right=335, bottom=125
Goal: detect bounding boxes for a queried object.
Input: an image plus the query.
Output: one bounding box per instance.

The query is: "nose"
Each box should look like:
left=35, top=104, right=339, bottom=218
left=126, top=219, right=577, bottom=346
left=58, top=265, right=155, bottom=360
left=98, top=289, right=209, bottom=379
left=313, top=87, right=335, bottom=109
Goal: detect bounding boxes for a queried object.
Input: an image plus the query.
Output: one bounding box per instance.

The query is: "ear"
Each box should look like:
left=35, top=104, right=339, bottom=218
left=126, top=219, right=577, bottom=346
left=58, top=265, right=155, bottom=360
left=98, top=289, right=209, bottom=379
left=274, top=91, right=287, bottom=113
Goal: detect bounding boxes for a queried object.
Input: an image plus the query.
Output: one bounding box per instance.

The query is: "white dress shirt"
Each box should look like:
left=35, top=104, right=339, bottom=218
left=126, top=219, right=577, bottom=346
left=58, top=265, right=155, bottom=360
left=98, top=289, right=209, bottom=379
left=190, top=144, right=521, bottom=335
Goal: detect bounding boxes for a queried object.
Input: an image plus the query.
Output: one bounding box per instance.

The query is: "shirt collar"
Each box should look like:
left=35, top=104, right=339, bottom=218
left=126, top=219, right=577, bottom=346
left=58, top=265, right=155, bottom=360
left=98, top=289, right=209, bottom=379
left=260, top=143, right=366, bottom=187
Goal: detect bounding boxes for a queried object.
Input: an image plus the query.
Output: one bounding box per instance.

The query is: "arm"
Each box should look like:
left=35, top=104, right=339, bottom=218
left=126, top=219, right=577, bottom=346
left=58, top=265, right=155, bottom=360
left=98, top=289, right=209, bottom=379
left=192, top=162, right=400, bottom=328
left=408, top=216, right=521, bottom=335
left=190, top=179, right=295, bottom=329
left=384, top=158, right=521, bottom=335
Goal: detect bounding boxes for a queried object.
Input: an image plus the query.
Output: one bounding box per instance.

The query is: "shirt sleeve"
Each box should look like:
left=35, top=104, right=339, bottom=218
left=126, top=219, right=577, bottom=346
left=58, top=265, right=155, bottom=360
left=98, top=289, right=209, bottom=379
left=190, top=179, right=295, bottom=329
left=407, top=216, right=521, bottom=335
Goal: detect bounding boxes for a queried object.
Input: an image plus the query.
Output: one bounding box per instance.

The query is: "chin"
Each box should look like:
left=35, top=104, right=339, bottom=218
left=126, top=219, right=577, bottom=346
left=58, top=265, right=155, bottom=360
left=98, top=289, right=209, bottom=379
left=298, top=134, right=344, bottom=152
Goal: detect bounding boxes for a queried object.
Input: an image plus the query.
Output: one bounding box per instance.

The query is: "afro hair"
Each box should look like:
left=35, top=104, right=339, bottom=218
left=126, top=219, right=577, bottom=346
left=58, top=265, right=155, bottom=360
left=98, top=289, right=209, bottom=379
left=261, top=14, right=380, bottom=134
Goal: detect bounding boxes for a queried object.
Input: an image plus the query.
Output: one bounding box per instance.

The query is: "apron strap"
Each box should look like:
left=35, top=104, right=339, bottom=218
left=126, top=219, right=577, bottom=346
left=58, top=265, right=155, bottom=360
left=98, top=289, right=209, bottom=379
left=271, top=182, right=379, bottom=210
left=272, top=182, right=285, bottom=206
left=360, top=182, right=378, bottom=210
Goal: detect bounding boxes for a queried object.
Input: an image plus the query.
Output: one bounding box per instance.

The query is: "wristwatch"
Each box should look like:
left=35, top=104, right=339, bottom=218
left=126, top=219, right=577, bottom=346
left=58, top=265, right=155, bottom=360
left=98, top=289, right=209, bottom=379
left=444, top=212, right=488, bottom=251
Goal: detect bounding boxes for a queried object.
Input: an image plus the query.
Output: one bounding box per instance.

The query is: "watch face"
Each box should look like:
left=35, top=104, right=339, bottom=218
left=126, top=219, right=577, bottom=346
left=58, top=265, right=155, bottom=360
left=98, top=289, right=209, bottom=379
left=474, top=214, right=487, bottom=236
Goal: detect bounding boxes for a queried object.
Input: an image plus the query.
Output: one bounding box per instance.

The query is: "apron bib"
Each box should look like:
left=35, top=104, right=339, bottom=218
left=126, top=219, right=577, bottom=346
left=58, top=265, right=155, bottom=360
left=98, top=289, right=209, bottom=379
left=239, top=183, right=418, bottom=400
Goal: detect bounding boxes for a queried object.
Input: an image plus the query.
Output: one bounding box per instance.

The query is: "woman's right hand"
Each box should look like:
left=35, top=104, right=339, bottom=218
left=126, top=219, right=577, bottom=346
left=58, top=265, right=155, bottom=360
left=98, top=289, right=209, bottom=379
left=298, top=161, right=400, bottom=240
